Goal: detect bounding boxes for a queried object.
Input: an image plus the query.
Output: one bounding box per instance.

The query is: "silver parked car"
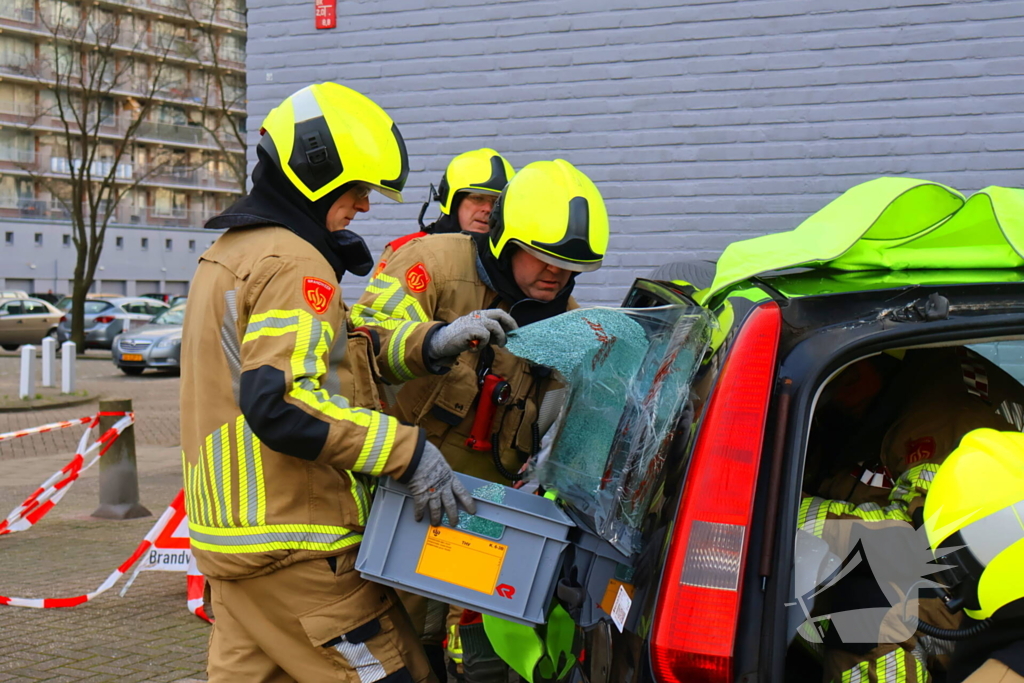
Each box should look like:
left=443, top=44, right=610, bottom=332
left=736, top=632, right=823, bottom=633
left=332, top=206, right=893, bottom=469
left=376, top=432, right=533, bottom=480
left=111, top=303, right=185, bottom=375
left=0, top=297, right=62, bottom=351
left=56, top=297, right=169, bottom=350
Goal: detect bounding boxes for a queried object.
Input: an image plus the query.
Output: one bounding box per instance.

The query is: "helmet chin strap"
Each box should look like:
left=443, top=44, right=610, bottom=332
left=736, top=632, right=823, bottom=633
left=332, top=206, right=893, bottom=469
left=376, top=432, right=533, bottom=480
left=417, top=183, right=440, bottom=230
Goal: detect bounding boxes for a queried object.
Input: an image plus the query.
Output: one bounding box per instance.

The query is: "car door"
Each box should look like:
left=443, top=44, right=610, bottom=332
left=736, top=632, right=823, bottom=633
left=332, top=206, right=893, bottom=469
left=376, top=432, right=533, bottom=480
left=0, top=300, right=19, bottom=344
left=22, top=300, right=54, bottom=342
left=0, top=300, right=30, bottom=344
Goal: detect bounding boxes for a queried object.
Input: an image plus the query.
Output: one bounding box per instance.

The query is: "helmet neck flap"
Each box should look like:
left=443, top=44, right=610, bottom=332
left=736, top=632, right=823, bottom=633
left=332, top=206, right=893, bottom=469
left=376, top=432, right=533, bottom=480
left=471, top=232, right=575, bottom=327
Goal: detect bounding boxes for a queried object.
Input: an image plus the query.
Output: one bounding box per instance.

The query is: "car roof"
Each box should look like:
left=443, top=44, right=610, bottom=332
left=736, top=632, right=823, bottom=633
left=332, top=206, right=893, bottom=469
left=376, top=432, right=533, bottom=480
left=1, top=297, right=59, bottom=311
left=107, top=297, right=169, bottom=305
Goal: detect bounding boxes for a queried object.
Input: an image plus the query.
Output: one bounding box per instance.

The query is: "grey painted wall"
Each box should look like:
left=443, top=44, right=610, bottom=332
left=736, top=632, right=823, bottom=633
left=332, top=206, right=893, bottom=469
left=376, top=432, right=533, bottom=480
left=247, top=0, right=1024, bottom=305
left=0, top=219, right=210, bottom=296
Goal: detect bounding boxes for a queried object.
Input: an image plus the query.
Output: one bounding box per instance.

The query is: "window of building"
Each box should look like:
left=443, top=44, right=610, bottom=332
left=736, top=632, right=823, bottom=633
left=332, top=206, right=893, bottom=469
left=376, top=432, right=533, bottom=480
left=141, top=237, right=149, bottom=250
left=165, top=238, right=173, bottom=251
left=0, top=83, right=34, bottom=118
left=0, top=129, right=33, bottom=163
left=4, top=232, right=12, bottom=245
left=188, top=239, right=196, bottom=252
left=62, top=234, right=70, bottom=247
left=154, top=188, right=187, bottom=217
left=34, top=232, right=42, bottom=246
left=0, top=36, right=34, bottom=72
left=115, top=236, right=124, bottom=249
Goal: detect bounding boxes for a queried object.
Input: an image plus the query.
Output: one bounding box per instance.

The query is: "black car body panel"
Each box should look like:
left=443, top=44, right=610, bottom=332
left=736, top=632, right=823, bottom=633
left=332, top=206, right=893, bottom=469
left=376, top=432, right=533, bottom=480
left=615, top=270, right=1024, bottom=683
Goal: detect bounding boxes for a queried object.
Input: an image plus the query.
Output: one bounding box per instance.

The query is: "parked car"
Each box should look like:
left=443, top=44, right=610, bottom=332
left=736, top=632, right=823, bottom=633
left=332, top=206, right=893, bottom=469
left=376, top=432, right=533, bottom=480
left=0, top=297, right=62, bottom=351
left=56, top=297, right=169, bottom=350
left=139, top=292, right=172, bottom=303
left=55, top=293, right=124, bottom=312
left=169, top=295, right=188, bottom=307
left=589, top=260, right=1024, bottom=683
left=0, top=290, right=29, bottom=300
left=110, top=303, right=186, bottom=376
left=111, top=303, right=185, bottom=375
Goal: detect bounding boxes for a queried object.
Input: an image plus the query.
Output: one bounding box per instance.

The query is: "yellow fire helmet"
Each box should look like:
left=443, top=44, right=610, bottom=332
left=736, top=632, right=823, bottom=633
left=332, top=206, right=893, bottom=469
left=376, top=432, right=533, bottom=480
left=257, top=82, right=408, bottom=203
left=924, top=428, right=1024, bottom=620
left=437, top=148, right=515, bottom=215
left=487, top=159, right=609, bottom=272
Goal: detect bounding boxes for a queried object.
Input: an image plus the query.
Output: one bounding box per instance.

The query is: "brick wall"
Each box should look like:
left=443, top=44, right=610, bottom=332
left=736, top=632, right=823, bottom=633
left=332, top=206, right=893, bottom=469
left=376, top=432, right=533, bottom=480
left=247, top=0, right=1024, bottom=305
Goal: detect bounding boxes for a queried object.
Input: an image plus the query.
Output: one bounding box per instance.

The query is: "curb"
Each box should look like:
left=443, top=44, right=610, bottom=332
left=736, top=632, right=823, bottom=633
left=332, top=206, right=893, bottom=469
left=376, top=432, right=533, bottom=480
left=0, top=393, right=99, bottom=413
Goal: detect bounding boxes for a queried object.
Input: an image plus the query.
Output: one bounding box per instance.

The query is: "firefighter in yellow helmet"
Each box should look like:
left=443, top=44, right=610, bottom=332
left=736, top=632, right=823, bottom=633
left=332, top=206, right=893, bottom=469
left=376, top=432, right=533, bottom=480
left=351, top=159, right=609, bottom=682
left=923, top=428, right=1024, bottom=683
left=375, top=148, right=515, bottom=268
left=796, top=347, right=1024, bottom=682
left=180, top=82, right=514, bottom=682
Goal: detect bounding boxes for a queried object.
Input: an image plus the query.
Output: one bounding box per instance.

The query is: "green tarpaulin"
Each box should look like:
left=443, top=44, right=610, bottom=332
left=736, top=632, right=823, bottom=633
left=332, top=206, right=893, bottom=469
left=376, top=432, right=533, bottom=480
left=700, top=178, right=1024, bottom=305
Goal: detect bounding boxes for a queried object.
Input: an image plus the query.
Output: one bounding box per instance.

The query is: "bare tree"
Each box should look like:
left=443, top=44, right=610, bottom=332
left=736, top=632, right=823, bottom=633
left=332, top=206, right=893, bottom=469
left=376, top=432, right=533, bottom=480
left=26, top=1, right=174, bottom=349
left=183, top=0, right=248, bottom=190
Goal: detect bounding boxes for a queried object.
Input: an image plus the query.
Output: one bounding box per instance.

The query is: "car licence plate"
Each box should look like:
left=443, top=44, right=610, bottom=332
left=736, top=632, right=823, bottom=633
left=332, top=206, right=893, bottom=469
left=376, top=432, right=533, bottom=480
left=122, top=354, right=143, bottom=362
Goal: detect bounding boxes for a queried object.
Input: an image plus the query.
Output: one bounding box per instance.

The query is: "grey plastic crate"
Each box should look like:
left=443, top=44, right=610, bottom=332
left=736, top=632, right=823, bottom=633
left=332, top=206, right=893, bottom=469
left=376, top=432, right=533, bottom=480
left=561, top=512, right=639, bottom=628
left=356, top=472, right=575, bottom=626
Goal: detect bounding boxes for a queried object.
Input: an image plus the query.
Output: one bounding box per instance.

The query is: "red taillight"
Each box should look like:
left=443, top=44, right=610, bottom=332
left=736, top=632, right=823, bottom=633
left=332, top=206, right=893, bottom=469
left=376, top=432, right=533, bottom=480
left=60, top=315, right=67, bottom=323
left=94, top=315, right=115, bottom=324
left=650, top=302, right=781, bottom=683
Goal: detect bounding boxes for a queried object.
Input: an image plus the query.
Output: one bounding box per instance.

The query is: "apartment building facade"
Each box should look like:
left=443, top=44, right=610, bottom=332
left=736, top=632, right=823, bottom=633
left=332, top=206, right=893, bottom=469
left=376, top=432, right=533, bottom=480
left=0, top=0, right=245, bottom=296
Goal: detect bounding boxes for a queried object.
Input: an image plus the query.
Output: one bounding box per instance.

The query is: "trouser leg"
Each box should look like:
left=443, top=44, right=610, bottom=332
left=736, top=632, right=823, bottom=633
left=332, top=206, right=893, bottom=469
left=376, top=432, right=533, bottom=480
left=208, top=575, right=296, bottom=683
left=207, top=552, right=437, bottom=683
left=962, top=660, right=1024, bottom=683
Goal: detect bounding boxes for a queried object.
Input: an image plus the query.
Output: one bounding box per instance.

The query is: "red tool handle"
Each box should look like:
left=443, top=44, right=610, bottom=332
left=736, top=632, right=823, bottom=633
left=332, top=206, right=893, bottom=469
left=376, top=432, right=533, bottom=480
left=465, top=374, right=506, bottom=452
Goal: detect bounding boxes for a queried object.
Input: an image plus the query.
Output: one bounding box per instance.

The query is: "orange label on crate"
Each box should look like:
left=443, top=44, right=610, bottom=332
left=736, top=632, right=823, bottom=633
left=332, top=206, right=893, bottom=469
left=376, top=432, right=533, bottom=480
left=600, top=579, right=635, bottom=616
left=415, top=526, right=507, bottom=595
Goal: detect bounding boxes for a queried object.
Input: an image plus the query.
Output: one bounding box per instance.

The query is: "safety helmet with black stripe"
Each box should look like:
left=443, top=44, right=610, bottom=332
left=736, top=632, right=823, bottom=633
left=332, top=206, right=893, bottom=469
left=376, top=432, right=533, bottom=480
left=487, top=159, right=609, bottom=273
left=257, top=82, right=409, bottom=203
left=924, top=428, right=1024, bottom=621
left=436, top=148, right=515, bottom=215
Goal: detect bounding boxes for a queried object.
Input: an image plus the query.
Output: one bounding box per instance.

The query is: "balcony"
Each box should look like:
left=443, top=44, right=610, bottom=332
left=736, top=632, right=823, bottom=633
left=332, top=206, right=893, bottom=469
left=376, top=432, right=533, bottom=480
left=0, top=148, right=36, bottom=169
left=49, top=155, right=135, bottom=181
left=87, top=0, right=246, bottom=32
left=0, top=4, right=35, bottom=24
left=0, top=58, right=35, bottom=78
left=139, top=163, right=241, bottom=191
left=0, top=193, right=214, bottom=228
left=0, top=100, right=37, bottom=124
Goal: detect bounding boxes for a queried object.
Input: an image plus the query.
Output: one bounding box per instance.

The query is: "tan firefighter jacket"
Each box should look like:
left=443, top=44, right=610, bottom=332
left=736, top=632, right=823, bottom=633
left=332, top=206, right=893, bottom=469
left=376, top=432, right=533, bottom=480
left=179, top=226, right=438, bottom=581
left=800, top=346, right=1024, bottom=541
left=351, top=233, right=577, bottom=483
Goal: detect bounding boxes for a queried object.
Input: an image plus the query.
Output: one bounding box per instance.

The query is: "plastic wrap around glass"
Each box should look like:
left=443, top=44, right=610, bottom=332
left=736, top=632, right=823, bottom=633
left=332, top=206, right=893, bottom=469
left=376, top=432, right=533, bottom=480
left=508, top=305, right=713, bottom=555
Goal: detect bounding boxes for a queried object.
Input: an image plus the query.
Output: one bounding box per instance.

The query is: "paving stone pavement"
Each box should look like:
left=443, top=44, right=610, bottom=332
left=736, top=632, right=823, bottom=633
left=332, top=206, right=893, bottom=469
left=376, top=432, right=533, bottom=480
left=0, top=352, right=180, bottom=461
left=0, top=351, right=207, bottom=682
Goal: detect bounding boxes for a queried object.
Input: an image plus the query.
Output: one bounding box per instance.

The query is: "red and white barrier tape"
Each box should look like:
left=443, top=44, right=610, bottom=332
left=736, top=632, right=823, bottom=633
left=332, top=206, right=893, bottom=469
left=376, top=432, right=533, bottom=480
left=0, top=489, right=170, bottom=609
left=0, top=412, right=134, bottom=536
left=0, top=416, right=94, bottom=442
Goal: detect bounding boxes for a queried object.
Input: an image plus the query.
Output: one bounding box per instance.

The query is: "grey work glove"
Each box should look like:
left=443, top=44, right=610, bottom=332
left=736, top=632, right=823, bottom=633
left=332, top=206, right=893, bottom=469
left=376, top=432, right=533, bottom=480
left=426, top=309, right=518, bottom=363
left=407, top=440, right=477, bottom=526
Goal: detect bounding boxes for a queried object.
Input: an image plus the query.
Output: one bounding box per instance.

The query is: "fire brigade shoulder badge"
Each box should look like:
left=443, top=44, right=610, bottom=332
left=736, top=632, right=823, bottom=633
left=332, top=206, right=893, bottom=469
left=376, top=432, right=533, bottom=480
left=904, top=436, right=936, bottom=465
left=303, top=276, right=335, bottom=314
left=405, top=263, right=430, bottom=293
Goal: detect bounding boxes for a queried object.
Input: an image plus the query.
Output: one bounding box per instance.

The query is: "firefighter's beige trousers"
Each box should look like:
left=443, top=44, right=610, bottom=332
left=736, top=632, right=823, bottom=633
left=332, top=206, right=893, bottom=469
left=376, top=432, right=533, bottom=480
left=207, top=551, right=437, bottom=683
left=964, top=660, right=1024, bottom=683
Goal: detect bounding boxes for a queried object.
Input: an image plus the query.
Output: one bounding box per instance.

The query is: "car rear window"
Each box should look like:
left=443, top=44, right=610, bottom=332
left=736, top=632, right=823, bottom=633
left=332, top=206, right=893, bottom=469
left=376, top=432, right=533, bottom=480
left=84, top=301, right=113, bottom=314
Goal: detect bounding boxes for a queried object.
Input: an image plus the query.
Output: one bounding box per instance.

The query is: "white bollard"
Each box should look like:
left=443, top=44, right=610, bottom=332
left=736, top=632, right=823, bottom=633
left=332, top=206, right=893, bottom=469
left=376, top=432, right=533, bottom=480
left=19, top=345, right=36, bottom=399
left=61, top=341, right=76, bottom=394
left=41, top=337, right=57, bottom=387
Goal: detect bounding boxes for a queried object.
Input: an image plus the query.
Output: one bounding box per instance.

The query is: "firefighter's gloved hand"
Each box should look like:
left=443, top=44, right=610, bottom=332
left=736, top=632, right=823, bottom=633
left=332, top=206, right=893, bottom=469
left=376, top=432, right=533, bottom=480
left=407, top=441, right=477, bottom=526
left=426, top=310, right=518, bottom=363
